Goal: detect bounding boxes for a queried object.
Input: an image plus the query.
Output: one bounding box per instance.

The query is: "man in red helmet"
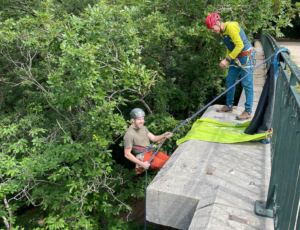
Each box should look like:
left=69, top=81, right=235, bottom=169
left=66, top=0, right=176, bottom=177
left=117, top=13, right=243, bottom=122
left=205, top=13, right=255, bottom=120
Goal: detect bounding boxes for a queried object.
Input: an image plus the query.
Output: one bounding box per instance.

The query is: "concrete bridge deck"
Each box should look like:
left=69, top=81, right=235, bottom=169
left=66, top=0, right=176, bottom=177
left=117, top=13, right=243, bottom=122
left=147, top=41, right=274, bottom=230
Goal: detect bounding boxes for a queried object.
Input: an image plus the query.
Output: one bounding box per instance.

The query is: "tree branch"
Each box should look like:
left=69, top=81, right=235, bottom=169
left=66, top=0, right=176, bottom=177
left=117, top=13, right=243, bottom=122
left=56, top=120, right=74, bottom=143
left=1, top=216, right=10, bottom=230
left=143, top=49, right=166, bottom=67
left=3, top=198, right=12, bottom=229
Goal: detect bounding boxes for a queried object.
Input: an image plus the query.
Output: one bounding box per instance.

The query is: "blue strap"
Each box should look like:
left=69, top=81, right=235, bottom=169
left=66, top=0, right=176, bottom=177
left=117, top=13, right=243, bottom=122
left=271, top=47, right=289, bottom=79
left=250, top=138, right=270, bottom=144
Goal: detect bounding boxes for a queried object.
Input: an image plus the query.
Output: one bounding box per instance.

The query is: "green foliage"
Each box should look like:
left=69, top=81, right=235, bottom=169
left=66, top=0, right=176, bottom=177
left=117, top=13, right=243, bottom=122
left=281, top=1, right=300, bottom=38
left=0, top=0, right=297, bottom=228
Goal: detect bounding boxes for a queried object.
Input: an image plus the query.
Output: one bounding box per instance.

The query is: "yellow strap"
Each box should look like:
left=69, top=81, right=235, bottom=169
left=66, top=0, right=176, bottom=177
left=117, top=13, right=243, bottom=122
left=157, top=137, right=167, bottom=144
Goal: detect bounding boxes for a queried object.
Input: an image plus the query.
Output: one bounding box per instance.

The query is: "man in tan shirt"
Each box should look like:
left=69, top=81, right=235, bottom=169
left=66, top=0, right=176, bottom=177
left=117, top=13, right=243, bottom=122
left=124, top=108, right=172, bottom=171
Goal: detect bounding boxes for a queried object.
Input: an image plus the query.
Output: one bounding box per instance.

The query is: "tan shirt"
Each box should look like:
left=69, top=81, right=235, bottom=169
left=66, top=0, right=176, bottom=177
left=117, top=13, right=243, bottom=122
left=123, top=126, right=150, bottom=154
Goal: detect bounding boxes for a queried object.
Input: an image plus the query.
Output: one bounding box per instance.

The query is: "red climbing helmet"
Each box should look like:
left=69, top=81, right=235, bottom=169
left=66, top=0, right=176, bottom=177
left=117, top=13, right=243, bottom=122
left=205, top=13, right=221, bottom=29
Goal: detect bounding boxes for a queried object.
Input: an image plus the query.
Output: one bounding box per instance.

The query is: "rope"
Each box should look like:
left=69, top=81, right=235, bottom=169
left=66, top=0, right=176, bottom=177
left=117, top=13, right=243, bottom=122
left=143, top=47, right=287, bottom=229
left=144, top=169, right=147, bottom=230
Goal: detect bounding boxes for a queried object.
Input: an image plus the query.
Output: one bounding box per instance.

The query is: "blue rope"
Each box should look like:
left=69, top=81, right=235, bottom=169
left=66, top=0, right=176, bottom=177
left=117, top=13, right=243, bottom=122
left=144, top=169, right=147, bottom=230
left=143, top=47, right=287, bottom=229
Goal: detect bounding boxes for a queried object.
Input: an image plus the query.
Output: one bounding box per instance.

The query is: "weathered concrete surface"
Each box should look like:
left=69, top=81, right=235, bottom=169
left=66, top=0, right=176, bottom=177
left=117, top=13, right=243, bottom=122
left=147, top=41, right=273, bottom=230
left=189, top=204, right=270, bottom=230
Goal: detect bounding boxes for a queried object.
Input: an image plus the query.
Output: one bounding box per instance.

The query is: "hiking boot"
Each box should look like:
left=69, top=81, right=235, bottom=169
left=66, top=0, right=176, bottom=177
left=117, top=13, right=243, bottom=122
left=216, top=105, right=233, bottom=113
left=236, top=111, right=252, bottom=120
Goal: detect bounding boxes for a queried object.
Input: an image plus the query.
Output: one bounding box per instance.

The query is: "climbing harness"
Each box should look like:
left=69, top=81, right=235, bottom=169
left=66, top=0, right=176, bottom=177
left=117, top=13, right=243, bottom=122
left=143, top=47, right=288, bottom=229
left=134, top=144, right=154, bottom=174
left=233, top=49, right=264, bottom=75
left=237, top=48, right=254, bottom=58
left=133, top=136, right=168, bottom=174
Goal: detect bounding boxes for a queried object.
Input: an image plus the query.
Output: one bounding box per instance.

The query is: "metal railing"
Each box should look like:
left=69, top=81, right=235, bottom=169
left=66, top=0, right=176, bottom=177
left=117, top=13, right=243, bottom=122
left=255, top=34, right=300, bottom=230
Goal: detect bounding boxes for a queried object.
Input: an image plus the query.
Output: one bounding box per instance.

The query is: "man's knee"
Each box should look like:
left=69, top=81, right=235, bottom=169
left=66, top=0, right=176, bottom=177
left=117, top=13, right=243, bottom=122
left=226, top=79, right=236, bottom=88
left=241, top=78, right=253, bottom=89
left=156, top=151, right=170, bottom=161
left=226, top=72, right=238, bottom=87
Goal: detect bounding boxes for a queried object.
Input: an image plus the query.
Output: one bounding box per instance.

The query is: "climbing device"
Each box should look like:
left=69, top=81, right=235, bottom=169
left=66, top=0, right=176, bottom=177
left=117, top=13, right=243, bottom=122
left=143, top=47, right=288, bottom=229
left=134, top=138, right=167, bottom=174
left=134, top=144, right=154, bottom=174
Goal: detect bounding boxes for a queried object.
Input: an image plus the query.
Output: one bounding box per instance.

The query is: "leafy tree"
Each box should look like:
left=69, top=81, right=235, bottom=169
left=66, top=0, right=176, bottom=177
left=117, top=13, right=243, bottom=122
left=0, top=2, right=153, bottom=229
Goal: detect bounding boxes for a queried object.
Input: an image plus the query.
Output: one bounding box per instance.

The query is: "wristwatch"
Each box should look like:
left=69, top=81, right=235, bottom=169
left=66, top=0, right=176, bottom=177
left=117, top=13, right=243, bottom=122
left=226, top=56, right=231, bottom=62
